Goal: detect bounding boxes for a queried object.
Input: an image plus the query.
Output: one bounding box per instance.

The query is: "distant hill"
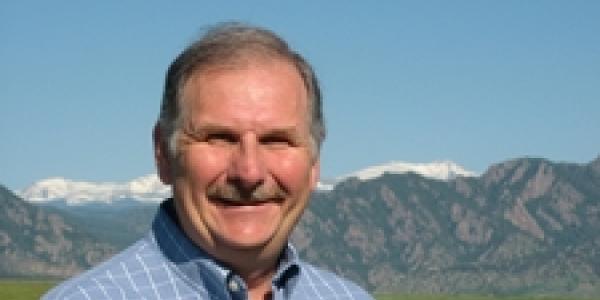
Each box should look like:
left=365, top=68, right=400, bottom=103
left=41, top=200, right=158, bottom=249
left=0, top=185, right=115, bottom=278
left=19, top=174, right=169, bottom=205
left=4, top=157, right=600, bottom=297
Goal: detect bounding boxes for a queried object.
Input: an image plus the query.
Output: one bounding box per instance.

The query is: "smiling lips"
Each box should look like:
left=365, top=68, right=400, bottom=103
left=211, top=197, right=283, bottom=207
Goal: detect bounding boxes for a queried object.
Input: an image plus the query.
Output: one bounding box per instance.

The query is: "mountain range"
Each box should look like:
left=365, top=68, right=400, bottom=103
left=0, top=185, right=115, bottom=278
left=295, top=156, right=600, bottom=296
left=2, top=157, right=600, bottom=297
left=20, top=174, right=169, bottom=205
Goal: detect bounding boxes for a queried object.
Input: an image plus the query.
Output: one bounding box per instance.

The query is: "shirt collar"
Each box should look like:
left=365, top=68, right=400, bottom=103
left=151, top=199, right=302, bottom=293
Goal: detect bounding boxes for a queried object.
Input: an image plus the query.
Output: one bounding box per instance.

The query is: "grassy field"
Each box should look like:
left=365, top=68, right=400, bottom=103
left=375, top=294, right=589, bottom=300
left=0, top=280, right=591, bottom=300
left=0, top=280, right=56, bottom=300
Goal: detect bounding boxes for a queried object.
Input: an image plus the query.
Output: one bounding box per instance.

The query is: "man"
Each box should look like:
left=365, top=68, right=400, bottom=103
left=44, top=23, right=373, bottom=300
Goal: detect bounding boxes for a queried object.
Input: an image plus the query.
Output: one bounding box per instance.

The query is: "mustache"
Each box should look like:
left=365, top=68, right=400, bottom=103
left=206, top=183, right=288, bottom=203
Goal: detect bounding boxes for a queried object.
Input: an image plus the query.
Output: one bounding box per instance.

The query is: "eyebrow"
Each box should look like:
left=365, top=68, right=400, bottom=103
left=184, top=123, right=232, bottom=135
left=184, top=123, right=302, bottom=139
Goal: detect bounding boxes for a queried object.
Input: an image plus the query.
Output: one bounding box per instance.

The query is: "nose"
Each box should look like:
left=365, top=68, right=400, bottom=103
left=227, top=135, right=266, bottom=192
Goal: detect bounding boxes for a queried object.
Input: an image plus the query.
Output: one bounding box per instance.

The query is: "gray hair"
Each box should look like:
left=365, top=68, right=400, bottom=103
left=158, top=22, right=325, bottom=157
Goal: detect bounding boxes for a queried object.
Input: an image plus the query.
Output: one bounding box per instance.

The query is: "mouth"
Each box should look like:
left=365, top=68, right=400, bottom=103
left=209, top=196, right=283, bottom=207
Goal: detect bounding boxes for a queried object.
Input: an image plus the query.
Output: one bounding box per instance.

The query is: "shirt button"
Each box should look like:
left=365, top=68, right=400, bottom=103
left=228, top=279, right=240, bottom=292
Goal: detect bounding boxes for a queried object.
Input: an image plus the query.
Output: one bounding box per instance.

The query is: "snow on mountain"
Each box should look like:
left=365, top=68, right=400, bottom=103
left=314, top=161, right=475, bottom=191
left=20, top=174, right=170, bottom=205
left=316, top=180, right=336, bottom=191
left=338, top=160, right=476, bottom=182
left=20, top=161, right=475, bottom=204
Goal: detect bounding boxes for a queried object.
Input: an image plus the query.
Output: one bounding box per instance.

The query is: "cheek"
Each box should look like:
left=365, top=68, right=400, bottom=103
left=268, top=152, right=314, bottom=192
left=177, top=146, right=228, bottom=185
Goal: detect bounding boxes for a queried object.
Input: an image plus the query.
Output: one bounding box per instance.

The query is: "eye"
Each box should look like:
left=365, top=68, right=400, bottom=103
left=260, top=134, right=294, bottom=147
left=206, top=133, right=237, bottom=145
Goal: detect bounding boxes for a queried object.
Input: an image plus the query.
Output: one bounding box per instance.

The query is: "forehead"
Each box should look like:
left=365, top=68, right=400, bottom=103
left=180, top=59, right=310, bottom=126
left=185, top=56, right=305, bottom=91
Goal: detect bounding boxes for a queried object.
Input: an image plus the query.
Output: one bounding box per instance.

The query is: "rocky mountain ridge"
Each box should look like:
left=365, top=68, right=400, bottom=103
left=292, top=156, right=600, bottom=296
left=0, top=185, right=115, bottom=278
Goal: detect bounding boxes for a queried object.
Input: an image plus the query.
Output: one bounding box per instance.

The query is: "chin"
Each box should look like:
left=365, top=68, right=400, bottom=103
left=217, top=236, right=274, bottom=252
left=217, top=226, right=288, bottom=250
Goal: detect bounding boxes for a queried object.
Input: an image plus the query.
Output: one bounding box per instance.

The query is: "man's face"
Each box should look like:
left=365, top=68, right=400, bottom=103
left=156, top=59, right=319, bottom=260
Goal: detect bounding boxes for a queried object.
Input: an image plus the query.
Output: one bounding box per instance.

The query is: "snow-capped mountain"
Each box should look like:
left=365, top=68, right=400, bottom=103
left=315, top=160, right=476, bottom=191
left=20, top=174, right=170, bottom=205
left=19, top=161, right=475, bottom=204
left=341, top=160, right=476, bottom=181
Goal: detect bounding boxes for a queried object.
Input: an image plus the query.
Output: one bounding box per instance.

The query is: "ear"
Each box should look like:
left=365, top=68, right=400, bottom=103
left=309, top=159, right=320, bottom=191
left=153, top=123, right=173, bottom=185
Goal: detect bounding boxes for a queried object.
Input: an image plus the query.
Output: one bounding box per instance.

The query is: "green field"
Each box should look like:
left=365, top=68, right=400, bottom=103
left=0, top=280, right=56, bottom=300
left=375, top=294, right=588, bottom=300
left=0, top=280, right=591, bottom=300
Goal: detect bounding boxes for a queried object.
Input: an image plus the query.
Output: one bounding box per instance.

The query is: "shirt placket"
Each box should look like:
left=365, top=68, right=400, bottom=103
left=226, top=273, right=248, bottom=300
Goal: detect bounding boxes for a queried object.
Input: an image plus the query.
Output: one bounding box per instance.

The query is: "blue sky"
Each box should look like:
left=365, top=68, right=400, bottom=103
left=2, top=1, right=599, bottom=190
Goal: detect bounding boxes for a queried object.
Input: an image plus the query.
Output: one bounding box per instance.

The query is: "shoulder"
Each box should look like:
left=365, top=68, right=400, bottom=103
left=295, top=262, right=374, bottom=300
left=42, top=236, right=164, bottom=300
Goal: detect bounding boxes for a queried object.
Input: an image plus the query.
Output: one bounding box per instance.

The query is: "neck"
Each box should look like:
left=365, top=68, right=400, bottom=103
left=243, top=268, right=275, bottom=300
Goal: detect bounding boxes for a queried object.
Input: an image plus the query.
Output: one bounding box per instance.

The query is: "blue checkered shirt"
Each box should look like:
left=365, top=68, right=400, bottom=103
left=43, top=199, right=373, bottom=299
